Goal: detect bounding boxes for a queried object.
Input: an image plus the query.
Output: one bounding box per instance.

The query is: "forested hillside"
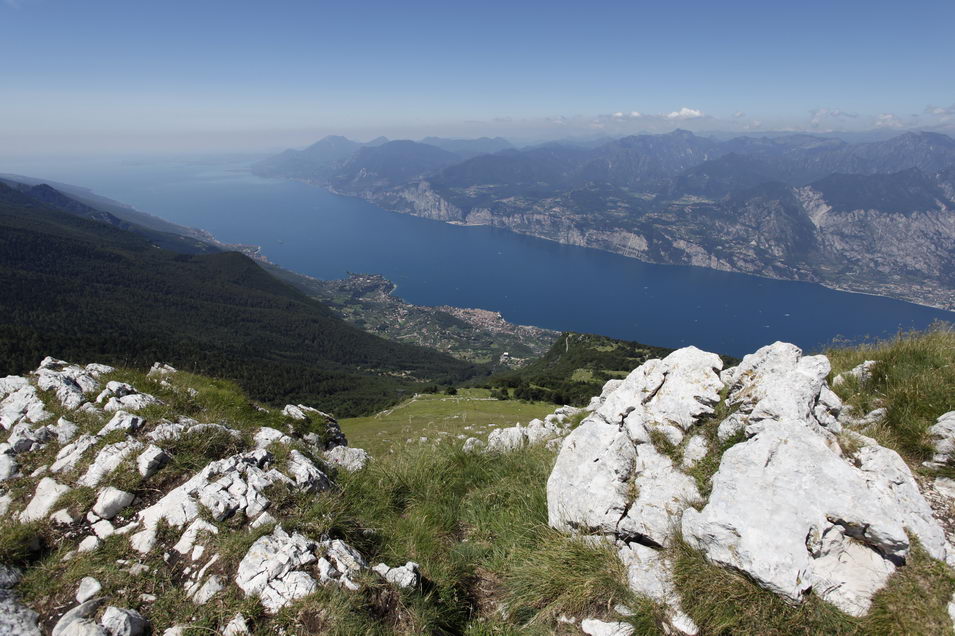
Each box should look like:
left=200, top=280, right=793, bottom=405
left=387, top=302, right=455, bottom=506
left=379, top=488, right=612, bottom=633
left=0, top=183, right=481, bottom=416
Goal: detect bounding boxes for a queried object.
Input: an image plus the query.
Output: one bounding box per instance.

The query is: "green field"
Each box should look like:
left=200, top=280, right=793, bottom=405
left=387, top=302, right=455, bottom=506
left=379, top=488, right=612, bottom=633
left=340, top=388, right=554, bottom=455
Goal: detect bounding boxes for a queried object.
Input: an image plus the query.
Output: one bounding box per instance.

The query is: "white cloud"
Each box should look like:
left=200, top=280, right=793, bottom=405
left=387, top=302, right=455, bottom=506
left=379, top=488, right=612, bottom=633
left=925, top=104, right=955, bottom=122
left=809, top=108, right=858, bottom=127
left=874, top=113, right=904, bottom=128
left=665, top=107, right=704, bottom=120
left=733, top=111, right=746, bottom=118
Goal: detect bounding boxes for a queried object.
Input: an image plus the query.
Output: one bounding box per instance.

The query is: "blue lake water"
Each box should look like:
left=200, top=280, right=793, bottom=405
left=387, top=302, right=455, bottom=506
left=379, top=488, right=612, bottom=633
left=3, top=153, right=952, bottom=357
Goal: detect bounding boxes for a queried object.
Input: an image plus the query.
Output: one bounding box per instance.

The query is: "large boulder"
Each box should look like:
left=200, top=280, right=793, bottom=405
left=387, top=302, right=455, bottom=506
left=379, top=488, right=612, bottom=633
left=682, top=418, right=945, bottom=617
left=547, top=347, right=719, bottom=546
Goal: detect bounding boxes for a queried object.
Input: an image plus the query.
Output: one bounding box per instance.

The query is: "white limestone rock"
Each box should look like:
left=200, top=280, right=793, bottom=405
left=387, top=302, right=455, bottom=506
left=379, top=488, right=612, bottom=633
left=547, top=419, right=636, bottom=538
left=833, top=360, right=877, bottom=387
left=681, top=417, right=943, bottom=617
left=0, top=375, right=30, bottom=398
left=85, top=364, right=115, bottom=377
left=486, top=425, right=527, bottom=453
left=51, top=435, right=99, bottom=474
left=129, top=449, right=311, bottom=553
left=462, top=437, right=484, bottom=453
left=596, top=347, right=723, bottom=436
left=172, top=519, right=218, bottom=556
left=283, top=404, right=347, bottom=449
left=20, top=477, right=70, bottom=522
left=524, top=418, right=563, bottom=445
left=285, top=450, right=332, bottom=492
left=0, top=386, right=51, bottom=430
left=76, top=577, right=102, bottom=603
left=0, top=580, right=41, bottom=636
left=93, top=487, right=135, bottom=520
left=51, top=418, right=79, bottom=444
left=188, top=574, right=223, bottom=605
left=581, top=618, right=634, bottom=636
left=51, top=508, right=77, bottom=525
left=235, top=526, right=319, bottom=613
left=253, top=427, right=291, bottom=449
left=372, top=561, right=420, bottom=588
left=614, top=541, right=699, bottom=633
left=99, top=606, right=147, bottom=636
left=721, top=342, right=839, bottom=439
left=927, top=411, right=955, bottom=467
left=136, top=445, right=169, bottom=478
left=0, top=454, right=17, bottom=481
left=547, top=422, right=700, bottom=547
left=147, top=363, right=177, bottom=377
left=78, top=440, right=143, bottom=487
left=97, top=412, right=144, bottom=437
left=77, top=536, right=101, bottom=553
left=7, top=422, right=52, bottom=454
left=221, top=614, right=249, bottom=636
left=681, top=434, right=709, bottom=469
left=51, top=599, right=103, bottom=636
left=35, top=358, right=102, bottom=410
left=324, top=445, right=371, bottom=472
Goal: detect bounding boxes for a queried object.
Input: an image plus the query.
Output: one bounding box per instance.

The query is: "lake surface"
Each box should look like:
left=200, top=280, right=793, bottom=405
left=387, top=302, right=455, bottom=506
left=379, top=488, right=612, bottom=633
left=3, top=153, right=952, bottom=357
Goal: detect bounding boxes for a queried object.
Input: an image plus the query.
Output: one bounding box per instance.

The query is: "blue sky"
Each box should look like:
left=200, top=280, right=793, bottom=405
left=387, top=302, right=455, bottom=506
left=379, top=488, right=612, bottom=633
left=2, top=0, right=953, bottom=153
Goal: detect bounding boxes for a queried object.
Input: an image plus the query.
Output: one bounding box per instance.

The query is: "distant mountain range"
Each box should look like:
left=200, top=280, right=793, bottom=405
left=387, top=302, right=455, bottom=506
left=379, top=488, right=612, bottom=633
left=254, top=130, right=955, bottom=310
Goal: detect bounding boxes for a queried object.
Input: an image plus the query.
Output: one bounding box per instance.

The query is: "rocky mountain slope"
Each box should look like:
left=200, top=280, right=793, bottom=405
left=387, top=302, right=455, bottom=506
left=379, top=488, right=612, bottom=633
left=3, top=329, right=955, bottom=634
left=257, top=131, right=955, bottom=310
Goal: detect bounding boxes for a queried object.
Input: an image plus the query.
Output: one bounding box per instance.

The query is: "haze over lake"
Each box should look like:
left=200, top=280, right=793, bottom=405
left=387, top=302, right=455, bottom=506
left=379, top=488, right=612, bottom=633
left=5, top=153, right=952, bottom=357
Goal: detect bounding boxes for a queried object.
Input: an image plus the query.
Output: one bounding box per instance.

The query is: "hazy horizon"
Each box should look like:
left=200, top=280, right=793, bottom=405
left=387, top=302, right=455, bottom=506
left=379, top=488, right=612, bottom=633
left=2, top=0, right=953, bottom=155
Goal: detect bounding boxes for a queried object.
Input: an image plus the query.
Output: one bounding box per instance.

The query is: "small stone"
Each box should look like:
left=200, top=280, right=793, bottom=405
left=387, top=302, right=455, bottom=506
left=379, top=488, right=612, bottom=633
left=581, top=618, right=634, bottom=636
left=76, top=577, right=102, bottom=603
left=189, top=575, right=223, bottom=605
left=323, top=446, right=371, bottom=472
left=51, top=599, right=102, bottom=636
left=221, top=613, right=249, bottom=636
left=93, top=487, right=135, bottom=519
left=92, top=520, right=115, bottom=539
left=99, top=606, right=147, bottom=636
left=77, top=536, right=101, bottom=553
left=51, top=508, right=77, bottom=525
left=20, top=477, right=70, bottom=522
left=372, top=561, right=420, bottom=588
left=136, top=445, right=169, bottom=478
left=0, top=454, right=18, bottom=481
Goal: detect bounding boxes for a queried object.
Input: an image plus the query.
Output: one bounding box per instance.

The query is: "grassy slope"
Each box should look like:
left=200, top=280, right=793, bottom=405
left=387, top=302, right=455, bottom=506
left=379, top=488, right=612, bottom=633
left=340, top=388, right=555, bottom=455
left=0, top=186, right=481, bottom=416
left=4, top=335, right=955, bottom=634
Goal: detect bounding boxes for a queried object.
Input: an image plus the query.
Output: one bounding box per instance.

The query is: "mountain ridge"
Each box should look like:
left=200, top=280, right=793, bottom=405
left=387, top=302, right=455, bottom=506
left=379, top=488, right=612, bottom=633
left=255, top=130, right=955, bottom=310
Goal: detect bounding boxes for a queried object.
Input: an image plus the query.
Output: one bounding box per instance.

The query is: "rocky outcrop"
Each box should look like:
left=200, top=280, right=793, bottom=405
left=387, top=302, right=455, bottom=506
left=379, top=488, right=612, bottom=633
left=546, top=341, right=954, bottom=628
left=0, top=356, right=402, bottom=633
left=547, top=347, right=721, bottom=545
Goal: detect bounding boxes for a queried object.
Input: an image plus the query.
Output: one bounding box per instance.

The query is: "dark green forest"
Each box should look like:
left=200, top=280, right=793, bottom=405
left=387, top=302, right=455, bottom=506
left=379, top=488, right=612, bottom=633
left=0, top=183, right=483, bottom=416
left=488, top=331, right=726, bottom=406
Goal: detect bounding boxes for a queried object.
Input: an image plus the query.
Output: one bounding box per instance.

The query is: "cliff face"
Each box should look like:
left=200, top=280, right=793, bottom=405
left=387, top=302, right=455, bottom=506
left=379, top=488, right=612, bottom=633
left=351, top=179, right=955, bottom=310
left=258, top=130, right=955, bottom=311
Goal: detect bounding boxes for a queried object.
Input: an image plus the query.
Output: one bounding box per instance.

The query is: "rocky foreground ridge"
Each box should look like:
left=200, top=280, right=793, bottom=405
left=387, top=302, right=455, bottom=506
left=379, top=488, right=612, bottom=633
left=2, top=340, right=955, bottom=634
